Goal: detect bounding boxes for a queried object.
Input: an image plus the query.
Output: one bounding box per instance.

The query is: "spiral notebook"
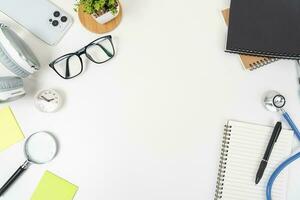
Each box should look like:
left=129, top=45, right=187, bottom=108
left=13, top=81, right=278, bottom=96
left=222, top=8, right=278, bottom=70
left=226, top=0, right=300, bottom=59
left=214, top=120, right=293, bottom=200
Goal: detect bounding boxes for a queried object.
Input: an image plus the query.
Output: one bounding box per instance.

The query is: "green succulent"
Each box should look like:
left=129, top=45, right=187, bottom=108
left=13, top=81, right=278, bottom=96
left=75, top=0, right=118, bottom=15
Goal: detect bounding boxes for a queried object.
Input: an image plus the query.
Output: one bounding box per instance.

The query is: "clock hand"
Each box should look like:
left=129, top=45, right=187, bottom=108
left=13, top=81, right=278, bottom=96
left=40, top=96, right=50, bottom=102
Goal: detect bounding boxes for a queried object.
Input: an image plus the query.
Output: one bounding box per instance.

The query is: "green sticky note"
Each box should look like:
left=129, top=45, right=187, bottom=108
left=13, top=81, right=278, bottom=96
left=31, top=171, right=78, bottom=200
left=0, top=106, right=24, bottom=151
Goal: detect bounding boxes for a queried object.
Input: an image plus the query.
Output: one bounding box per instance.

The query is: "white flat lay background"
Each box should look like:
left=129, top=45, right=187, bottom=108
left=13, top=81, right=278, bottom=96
left=1, top=0, right=300, bottom=199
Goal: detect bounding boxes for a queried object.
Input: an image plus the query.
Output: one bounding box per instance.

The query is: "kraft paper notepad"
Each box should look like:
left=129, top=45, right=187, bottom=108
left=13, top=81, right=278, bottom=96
left=214, top=120, right=293, bottom=200
left=222, top=8, right=277, bottom=70
left=31, top=171, right=78, bottom=200
left=0, top=106, right=24, bottom=152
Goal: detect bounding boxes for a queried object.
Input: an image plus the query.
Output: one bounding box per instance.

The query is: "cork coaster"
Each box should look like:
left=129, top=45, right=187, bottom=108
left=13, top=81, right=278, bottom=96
left=78, top=4, right=122, bottom=34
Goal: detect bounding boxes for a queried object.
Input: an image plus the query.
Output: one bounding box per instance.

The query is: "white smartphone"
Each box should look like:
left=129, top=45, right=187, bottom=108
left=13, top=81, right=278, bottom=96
left=0, top=0, right=73, bottom=46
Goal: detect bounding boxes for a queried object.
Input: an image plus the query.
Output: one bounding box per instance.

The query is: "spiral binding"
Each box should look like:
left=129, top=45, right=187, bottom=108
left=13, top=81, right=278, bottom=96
left=249, top=58, right=278, bottom=71
left=214, top=124, right=232, bottom=200
left=228, top=47, right=300, bottom=58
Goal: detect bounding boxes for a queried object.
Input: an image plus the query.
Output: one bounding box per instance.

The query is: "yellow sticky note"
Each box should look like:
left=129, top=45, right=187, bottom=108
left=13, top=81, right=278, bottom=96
left=31, top=171, right=78, bottom=200
left=0, top=106, right=24, bottom=151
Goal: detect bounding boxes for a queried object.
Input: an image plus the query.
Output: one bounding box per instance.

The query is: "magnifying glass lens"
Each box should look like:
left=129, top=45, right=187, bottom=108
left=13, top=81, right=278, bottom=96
left=25, top=132, right=58, bottom=164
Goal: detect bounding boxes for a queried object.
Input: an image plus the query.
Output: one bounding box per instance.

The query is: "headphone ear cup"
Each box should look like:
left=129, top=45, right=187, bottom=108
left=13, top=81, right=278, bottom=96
left=0, top=77, right=25, bottom=102
left=0, top=44, right=30, bottom=78
left=0, top=76, right=23, bottom=91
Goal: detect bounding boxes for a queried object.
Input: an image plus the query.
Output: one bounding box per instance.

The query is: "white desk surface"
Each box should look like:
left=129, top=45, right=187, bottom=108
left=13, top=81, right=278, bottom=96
left=1, top=0, right=300, bottom=199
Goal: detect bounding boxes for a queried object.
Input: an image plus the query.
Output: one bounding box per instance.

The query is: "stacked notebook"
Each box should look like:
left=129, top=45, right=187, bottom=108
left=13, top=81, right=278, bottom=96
left=222, top=9, right=277, bottom=70
left=214, top=120, right=293, bottom=200
left=226, top=0, right=300, bottom=59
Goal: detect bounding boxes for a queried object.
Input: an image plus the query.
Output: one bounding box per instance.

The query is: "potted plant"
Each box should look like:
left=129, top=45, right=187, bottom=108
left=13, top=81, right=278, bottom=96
left=75, top=0, right=120, bottom=24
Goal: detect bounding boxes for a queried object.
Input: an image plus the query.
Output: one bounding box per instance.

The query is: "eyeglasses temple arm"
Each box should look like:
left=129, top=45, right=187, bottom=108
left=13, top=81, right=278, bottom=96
left=65, top=57, right=71, bottom=78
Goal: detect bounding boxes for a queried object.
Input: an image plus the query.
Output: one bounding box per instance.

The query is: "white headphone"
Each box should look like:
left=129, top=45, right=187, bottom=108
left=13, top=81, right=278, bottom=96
left=0, top=23, right=40, bottom=102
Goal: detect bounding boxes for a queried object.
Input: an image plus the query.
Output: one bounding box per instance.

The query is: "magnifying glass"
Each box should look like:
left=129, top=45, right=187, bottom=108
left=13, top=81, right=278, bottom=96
left=0, top=131, right=58, bottom=196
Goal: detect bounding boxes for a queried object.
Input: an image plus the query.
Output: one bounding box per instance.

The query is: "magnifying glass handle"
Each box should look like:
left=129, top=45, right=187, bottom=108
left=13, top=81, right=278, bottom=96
left=0, top=161, right=29, bottom=196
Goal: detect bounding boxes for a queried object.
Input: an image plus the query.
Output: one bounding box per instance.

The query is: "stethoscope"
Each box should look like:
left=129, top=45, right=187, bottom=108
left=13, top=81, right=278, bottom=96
left=263, top=91, right=300, bottom=200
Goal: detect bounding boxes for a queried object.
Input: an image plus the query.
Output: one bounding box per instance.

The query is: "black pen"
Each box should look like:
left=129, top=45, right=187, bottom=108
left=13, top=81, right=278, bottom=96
left=255, top=122, right=282, bottom=184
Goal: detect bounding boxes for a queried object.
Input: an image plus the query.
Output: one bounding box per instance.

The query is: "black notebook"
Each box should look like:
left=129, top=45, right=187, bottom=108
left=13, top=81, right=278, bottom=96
left=226, top=0, right=300, bottom=59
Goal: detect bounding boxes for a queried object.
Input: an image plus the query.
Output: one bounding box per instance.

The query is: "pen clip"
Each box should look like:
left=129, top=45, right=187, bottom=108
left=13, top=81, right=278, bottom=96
left=274, top=122, right=282, bottom=143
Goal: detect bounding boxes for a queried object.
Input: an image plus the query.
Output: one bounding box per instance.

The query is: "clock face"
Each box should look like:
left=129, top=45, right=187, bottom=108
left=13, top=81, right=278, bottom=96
left=34, top=89, right=62, bottom=113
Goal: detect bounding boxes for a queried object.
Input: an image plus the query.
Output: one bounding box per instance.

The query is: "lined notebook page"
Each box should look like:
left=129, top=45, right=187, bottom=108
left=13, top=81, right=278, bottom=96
left=220, top=120, right=293, bottom=200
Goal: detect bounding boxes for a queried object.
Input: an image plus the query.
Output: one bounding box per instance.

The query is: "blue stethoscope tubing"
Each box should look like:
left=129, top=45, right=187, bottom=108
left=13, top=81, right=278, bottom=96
left=283, top=112, right=300, bottom=141
left=266, top=111, right=300, bottom=200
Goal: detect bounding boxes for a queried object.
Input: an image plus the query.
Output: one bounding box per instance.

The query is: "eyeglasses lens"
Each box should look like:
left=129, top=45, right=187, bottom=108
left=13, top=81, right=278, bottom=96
left=53, top=55, right=82, bottom=79
left=86, top=38, right=114, bottom=63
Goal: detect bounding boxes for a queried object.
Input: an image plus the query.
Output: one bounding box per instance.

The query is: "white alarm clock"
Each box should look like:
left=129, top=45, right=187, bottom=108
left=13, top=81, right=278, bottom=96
left=34, top=89, right=62, bottom=113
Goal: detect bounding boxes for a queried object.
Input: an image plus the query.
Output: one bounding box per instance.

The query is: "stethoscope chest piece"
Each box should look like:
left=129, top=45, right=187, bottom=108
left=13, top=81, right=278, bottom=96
left=263, top=90, right=286, bottom=112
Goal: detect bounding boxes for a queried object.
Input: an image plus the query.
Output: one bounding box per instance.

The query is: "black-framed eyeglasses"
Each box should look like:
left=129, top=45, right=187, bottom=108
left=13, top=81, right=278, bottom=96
left=49, top=35, right=115, bottom=79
